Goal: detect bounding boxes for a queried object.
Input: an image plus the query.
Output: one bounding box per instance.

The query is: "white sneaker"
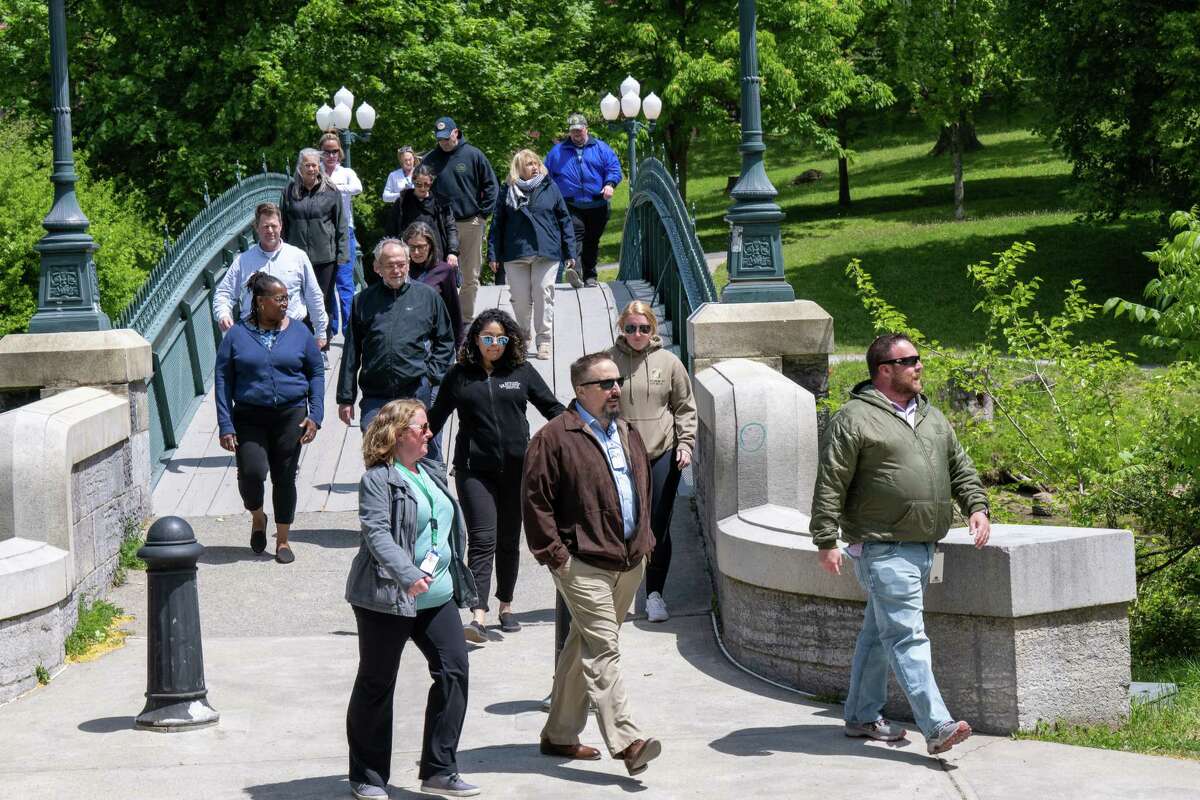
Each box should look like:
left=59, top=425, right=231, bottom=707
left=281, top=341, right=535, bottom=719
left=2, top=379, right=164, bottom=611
left=646, top=592, right=669, bottom=622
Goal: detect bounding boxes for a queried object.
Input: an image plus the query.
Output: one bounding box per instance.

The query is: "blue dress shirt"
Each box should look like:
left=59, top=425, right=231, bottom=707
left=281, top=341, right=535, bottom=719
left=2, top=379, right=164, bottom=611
left=576, top=405, right=638, bottom=540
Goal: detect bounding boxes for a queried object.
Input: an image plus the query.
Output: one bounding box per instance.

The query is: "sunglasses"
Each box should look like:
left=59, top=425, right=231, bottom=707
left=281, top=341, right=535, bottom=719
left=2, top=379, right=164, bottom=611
left=580, top=376, right=624, bottom=391
left=321, top=149, right=341, bottom=156
left=879, top=355, right=922, bottom=367
left=480, top=335, right=510, bottom=346
left=414, top=182, right=433, bottom=190
left=407, top=422, right=430, bottom=434
left=623, top=324, right=652, bottom=335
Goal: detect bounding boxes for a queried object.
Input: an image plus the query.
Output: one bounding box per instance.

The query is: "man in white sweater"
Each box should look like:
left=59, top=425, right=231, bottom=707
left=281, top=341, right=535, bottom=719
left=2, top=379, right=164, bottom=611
left=213, top=202, right=328, bottom=348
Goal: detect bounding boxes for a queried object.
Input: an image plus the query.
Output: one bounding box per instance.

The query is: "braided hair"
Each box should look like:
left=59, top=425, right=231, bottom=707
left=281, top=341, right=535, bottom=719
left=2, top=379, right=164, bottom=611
left=245, top=271, right=287, bottom=329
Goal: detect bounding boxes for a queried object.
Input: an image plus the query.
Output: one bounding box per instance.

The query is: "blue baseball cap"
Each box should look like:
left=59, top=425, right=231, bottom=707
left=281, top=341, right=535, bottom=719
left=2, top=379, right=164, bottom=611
left=434, top=117, right=457, bottom=139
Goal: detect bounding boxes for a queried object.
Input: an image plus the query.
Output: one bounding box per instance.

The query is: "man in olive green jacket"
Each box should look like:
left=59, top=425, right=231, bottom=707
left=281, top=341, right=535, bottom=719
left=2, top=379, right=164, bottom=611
left=810, top=333, right=990, bottom=756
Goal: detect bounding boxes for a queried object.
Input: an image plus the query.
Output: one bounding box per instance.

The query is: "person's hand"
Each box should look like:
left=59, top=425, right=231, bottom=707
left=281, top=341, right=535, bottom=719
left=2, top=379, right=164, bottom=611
left=407, top=576, right=432, bottom=598
left=316, top=337, right=327, bottom=350
left=219, top=433, right=237, bottom=452
left=299, top=417, right=318, bottom=445
left=218, top=316, right=234, bottom=332
left=676, top=448, right=692, bottom=469
left=818, top=548, right=842, bottom=576
left=447, top=253, right=459, bottom=267
left=969, top=510, right=991, bottom=549
left=339, top=404, right=354, bottom=425
left=602, top=185, right=615, bottom=201
left=488, top=260, right=499, bottom=272
left=553, top=557, right=570, bottom=577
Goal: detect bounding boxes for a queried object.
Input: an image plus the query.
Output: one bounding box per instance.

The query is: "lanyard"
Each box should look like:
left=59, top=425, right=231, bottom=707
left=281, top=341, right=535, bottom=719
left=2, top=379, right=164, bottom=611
left=397, top=463, right=439, bottom=547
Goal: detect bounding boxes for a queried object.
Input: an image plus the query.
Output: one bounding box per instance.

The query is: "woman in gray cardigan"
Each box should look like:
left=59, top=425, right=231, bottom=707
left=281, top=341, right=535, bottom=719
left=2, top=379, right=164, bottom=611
left=344, top=398, right=480, bottom=800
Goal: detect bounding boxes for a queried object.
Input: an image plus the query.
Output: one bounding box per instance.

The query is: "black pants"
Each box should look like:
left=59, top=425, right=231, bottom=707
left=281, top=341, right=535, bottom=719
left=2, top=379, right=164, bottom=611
left=313, top=260, right=337, bottom=346
left=232, top=404, right=306, bottom=524
left=567, top=202, right=611, bottom=281
left=347, top=602, right=469, bottom=786
left=646, top=448, right=682, bottom=596
left=455, top=467, right=523, bottom=612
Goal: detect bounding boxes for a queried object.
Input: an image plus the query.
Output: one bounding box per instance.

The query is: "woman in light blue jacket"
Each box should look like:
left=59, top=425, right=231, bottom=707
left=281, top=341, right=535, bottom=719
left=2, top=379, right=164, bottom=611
left=344, top=398, right=479, bottom=800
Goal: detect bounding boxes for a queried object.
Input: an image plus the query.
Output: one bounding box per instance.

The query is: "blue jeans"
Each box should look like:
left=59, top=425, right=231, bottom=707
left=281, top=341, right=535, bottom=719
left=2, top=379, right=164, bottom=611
left=844, top=541, right=952, bottom=738
left=415, top=380, right=443, bottom=463
left=331, top=228, right=358, bottom=336
left=358, top=382, right=421, bottom=433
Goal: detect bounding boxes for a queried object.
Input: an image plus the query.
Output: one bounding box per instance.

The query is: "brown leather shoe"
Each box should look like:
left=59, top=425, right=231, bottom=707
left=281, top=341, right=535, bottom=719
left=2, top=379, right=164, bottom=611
left=540, top=739, right=601, bottom=760
left=615, top=737, right=661, bottom=775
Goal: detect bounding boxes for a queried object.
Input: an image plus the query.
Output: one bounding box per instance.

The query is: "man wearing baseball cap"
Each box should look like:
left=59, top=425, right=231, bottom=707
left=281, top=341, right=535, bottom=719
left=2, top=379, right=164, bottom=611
left=544, top=113, right=623, bottom=288
left=421, top=116, right=500, bottom=328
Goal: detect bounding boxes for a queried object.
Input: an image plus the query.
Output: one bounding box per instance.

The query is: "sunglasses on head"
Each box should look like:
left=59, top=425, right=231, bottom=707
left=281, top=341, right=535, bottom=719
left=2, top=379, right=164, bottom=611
left=880, top=355, right=921, bottom=367
left=623, top=324, right=652, bottom=335
left=480, top=335, right=510, bottom=346
left=580, top=376, right=624, bottom=391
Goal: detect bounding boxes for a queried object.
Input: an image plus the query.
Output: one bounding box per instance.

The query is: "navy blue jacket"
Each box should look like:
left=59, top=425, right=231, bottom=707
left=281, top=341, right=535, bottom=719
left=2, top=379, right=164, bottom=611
left=214, top=320, right=325, bottom=436
left=544, top=136, right=623, bottom=208
left=421, top=138, right=499, bottom=220
left=486, top=180, right=576, bottom=265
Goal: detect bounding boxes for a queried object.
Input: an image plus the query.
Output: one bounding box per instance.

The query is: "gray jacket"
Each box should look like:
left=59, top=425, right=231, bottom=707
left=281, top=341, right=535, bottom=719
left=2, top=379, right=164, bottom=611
left=345, top=458, right=477, bottom=615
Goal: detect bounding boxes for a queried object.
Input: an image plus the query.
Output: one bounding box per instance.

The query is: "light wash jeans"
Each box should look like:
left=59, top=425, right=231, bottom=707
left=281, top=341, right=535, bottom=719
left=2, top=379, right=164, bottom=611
left=844, top=541, right=952, bottom=738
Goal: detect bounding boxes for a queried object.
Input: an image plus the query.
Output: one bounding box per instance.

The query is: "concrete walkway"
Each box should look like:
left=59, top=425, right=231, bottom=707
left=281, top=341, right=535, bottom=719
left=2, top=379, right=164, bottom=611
left=2, top=491, right=1199, bottom=799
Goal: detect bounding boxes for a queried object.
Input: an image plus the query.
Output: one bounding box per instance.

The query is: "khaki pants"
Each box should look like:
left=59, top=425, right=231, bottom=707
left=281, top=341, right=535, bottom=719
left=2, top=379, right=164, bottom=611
left=542, top=556, right=646, bottom=756
left=457, top=215, right=485, bottom=324
left=504, top=255, right=557, bottom=346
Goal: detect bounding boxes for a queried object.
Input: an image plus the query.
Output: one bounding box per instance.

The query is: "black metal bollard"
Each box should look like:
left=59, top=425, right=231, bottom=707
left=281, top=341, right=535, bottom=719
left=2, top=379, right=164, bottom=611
left=134, top=516, right=219, bottom=732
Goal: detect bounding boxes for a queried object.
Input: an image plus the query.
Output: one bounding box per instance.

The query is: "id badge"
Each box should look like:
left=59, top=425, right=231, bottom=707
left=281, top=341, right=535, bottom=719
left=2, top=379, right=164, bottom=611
left=419, top=551, right=439, bottom=576
left=929, top=550, right=945, bottom=584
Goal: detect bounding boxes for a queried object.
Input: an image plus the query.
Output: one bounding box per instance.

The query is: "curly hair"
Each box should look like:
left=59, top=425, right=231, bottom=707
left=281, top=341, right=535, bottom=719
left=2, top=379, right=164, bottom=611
left=457, top=308, right=527, bottom=369
left=361, top=398, right=425, bottom=469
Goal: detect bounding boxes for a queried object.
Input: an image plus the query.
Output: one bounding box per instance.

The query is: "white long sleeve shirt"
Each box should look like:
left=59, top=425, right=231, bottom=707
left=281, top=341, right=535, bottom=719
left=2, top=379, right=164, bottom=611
left=324, top=164, right=363, bottom=229
left=381, top=167, right=415, bottom=203
left=212, top=241, right=329, bottom=336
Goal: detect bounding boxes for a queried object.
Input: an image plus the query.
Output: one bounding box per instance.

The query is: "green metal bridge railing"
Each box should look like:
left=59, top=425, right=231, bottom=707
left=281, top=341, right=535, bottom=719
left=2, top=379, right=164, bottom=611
left=115, top=172, right=288, bottom=481
left=617, top=157, right=717, bottom=367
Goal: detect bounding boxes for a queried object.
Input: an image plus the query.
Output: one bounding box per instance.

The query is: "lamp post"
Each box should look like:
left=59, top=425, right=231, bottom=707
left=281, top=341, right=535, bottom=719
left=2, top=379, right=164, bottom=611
left=27, top=0, right=110, bottom=333
left=315, top=86, right=376, bottom=169
left=599, top=77, right=662, bottom=187
left=721, top=0, right=795, bottom=304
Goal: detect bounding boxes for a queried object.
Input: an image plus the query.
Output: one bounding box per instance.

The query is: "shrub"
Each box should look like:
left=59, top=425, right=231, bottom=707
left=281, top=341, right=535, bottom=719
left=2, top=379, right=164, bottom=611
left=0, top=117, right=161, bottom=336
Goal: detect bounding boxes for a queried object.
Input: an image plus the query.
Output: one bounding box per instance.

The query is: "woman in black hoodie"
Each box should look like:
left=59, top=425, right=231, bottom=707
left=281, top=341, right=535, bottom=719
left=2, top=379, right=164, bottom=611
left=428, top=309, right=564, bottom=643
left=386, top=164, right=459, bottom=265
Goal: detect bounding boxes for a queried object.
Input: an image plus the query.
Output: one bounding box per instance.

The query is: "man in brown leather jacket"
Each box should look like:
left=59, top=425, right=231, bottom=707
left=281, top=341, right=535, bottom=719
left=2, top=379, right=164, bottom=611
left=522, top=352, right=662, bottom=776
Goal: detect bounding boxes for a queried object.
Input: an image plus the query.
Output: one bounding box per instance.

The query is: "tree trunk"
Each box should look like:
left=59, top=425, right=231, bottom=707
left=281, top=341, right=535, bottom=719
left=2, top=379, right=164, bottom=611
left=837, top=114, right=851, bottom=207
left=664, top=121, right=690, bottom=203
left=930, top=121, right=983, bottom=157
left=952, top=117, right=965, bottom=221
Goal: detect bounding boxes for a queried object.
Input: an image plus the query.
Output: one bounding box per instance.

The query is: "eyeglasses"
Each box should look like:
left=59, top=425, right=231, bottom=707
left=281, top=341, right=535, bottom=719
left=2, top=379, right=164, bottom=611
left=407, top=422, right=430, bottom=434
left=879, top=355, right=922, bottom=367
left=407, top=241, right=430, bottom=251
left=580, top=376, right=624, bottom=391
left=623, top=324, right=652, bottom=335
left=414, top=182, right=433, bottom=190
left=264, top=294, right=288, bottom=303
left=480, top=335, right=510, bottom=346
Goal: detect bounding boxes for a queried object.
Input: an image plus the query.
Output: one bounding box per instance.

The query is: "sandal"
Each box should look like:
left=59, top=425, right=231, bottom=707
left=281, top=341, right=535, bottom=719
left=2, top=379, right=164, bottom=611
left=250, top=516, right=268, bottom=554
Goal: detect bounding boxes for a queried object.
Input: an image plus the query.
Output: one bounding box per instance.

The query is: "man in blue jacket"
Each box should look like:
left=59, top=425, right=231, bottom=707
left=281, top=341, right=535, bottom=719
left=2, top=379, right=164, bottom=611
left=544, top=113, right=623, bottom=288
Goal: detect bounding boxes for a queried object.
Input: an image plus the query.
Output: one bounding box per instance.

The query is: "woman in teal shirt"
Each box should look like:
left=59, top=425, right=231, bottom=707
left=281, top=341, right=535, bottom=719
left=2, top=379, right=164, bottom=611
left=344, top=398, right=479, bottom=799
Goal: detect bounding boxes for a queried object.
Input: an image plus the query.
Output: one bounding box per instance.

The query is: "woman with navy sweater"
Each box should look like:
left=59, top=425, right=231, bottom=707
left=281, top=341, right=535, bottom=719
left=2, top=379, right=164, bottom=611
left=429, top=308, right=564, bottom=642
left=215, top=271, right=324, bottom=564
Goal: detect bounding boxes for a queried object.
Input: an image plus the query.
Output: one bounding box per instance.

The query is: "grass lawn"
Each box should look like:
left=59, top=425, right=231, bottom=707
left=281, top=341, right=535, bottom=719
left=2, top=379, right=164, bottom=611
left=600, top=116, right=1168, bottom=362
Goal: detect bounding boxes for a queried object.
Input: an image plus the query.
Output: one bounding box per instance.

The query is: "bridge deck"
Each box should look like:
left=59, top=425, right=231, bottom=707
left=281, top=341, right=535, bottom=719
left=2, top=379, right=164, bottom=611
left=152, top=280, right=656, bottom=518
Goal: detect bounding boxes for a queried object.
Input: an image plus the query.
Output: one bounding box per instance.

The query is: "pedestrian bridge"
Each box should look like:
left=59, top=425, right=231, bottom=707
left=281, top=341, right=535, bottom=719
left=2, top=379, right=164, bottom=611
left=152, top=279, right=665, bottom=518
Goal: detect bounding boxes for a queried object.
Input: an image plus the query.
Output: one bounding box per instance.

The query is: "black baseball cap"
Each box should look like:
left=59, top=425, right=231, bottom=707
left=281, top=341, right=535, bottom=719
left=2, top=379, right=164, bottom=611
left=434, top=116, right=457, bottom=140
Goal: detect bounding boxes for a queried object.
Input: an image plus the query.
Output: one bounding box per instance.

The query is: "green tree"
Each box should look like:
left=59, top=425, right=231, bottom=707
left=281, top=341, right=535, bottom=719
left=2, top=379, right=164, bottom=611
left=1007, top=0, right=1200, bottom=217
left=895, top=0, right=1008, bottom=221
left=0, top=118, right=161, bottom=336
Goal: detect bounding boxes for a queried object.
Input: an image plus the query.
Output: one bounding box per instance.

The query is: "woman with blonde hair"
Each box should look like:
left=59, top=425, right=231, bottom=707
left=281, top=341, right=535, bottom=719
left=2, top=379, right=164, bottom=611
left=344, top=399, right=480, bottom=799
left=606, top=300, right=696, bottom=623
left=486, top=148, right=575, bottom=360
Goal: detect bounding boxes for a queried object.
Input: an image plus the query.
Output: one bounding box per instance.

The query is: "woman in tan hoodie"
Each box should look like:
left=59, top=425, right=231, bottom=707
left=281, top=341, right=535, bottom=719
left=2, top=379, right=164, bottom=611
left=606, top=300, right=697, bottom=622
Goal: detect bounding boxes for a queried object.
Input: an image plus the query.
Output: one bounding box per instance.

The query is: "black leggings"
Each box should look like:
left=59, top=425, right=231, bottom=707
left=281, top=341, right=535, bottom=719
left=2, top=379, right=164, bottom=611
left=346, top=602, right=469, bottom=786
left=455, top=467, right=523, bottom=613
left=232, top=404, right=306, bottom=524
left=313, top=260, right=337, bottom=345
left=646, top=448, right=682, bottom=596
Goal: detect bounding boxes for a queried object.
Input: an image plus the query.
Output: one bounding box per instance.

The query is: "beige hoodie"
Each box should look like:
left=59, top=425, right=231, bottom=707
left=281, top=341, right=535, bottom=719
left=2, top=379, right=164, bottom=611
left=606, top=335, right=697, bottom=460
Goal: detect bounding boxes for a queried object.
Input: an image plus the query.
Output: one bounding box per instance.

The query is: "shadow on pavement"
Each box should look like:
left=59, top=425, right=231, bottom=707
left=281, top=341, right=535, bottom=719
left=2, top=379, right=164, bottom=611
left=483, top=699, right=545, bottom=716
left=511, top=608, right=555, bottom=624
left=283, top=527, right=359, bottom=548
left=709, top=724, right=947, bottom=771
left=198, top=545, right=271, bottom=565
left=245, top=775, right=425, bottom=799
left=457, top=743, right=648, bottom=793
left=77, top=715, right=135, bottom=733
